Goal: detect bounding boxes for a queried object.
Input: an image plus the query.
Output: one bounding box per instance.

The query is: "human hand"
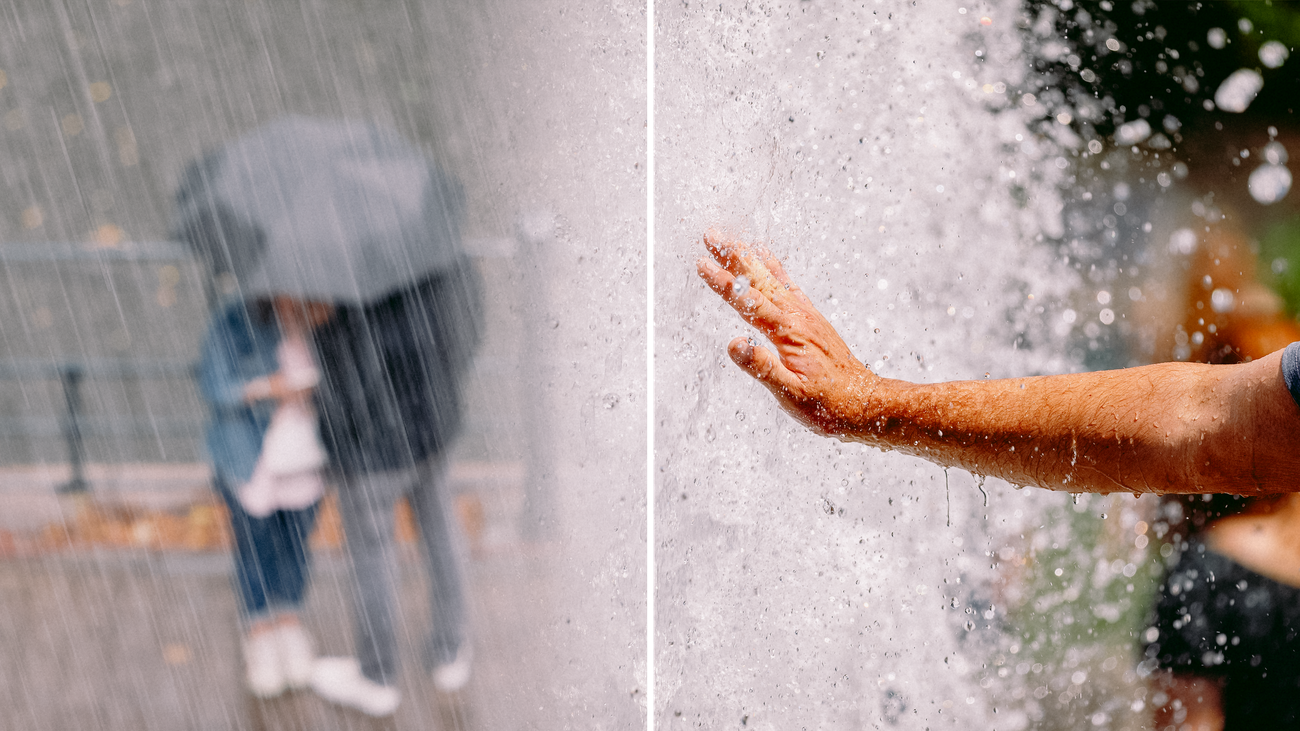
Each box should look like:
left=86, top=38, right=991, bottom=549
left=243, top=373, right=314, bottom=404
left=696, top=230, right=879, bottom=439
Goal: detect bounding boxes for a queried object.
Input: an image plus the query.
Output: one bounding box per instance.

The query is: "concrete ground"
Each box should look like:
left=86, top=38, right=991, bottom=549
left=0, top=462, right=630, bottom=731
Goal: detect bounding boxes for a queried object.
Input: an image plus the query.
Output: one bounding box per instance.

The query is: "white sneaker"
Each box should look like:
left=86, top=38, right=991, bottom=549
left=276, top=623, right=315, bottom=690
left=243, top=631, right=286, bottom=698
left=311, top=657, right=401, bottom=717
left=432, top=643, right=473, bottom=693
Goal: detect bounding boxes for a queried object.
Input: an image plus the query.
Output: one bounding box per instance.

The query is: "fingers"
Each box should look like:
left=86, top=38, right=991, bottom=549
left=752, top=248, right=815, bottom=307
left=727, top=337, right=805, bottom=398
left=697, top=257, right=789, bottom=333
left=702, top=230, right=786, bottom=302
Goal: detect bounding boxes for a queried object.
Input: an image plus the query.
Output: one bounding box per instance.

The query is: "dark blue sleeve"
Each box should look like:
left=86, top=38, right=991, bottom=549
left=1283, top=342, right=1300, bottom=409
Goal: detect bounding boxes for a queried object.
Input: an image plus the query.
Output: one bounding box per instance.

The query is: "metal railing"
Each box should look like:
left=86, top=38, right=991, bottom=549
left=0, top=242, right=206, bottom=493
left=0, top=230, right=554, bottom=534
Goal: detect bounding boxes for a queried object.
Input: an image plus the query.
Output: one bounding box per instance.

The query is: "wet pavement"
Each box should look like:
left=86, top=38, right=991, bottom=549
left=0, top=462, right=639, bottom=731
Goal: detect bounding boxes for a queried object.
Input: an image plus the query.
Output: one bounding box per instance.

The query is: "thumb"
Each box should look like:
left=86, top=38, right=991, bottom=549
left=727, top=337, right=803, bottom=397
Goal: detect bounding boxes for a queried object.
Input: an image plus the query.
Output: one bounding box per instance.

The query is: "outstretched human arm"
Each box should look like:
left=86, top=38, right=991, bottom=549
left=697, top=232, right=1300, bottom=496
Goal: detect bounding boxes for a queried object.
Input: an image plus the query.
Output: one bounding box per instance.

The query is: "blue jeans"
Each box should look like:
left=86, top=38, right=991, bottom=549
left=336, top=457, right=466, bottom=685
left=214, top=475, right=320, bottom=623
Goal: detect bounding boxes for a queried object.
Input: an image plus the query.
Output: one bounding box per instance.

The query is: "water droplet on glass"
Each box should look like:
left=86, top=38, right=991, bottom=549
left=732, top=275, right=751, bottom=295
left=964, top=620, right=976, bottom=631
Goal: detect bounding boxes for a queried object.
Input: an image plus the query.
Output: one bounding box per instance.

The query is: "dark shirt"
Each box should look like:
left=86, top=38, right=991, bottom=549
left=1144, top=541, right=1300, bottom=728
left=313, top=257, right=481, bottom=475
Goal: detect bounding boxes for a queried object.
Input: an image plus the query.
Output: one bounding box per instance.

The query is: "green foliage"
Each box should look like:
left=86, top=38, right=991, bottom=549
left=1230, top=1, right=1300, bottom=52
left=1257, top=218, right=1300, bottom=319
left=1000, top=496, right=1164, bottom=728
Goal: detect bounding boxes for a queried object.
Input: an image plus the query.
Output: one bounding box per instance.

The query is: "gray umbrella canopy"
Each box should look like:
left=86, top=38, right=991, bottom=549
left=172, top=116, right=463, bottom=304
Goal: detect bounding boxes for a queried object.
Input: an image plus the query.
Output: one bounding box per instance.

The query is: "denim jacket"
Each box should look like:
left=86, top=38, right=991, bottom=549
left=198, top=301, right=281, bottom=485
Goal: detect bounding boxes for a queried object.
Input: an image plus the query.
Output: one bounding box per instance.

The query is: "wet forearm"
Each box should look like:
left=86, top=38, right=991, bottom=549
left=847, top=360, right=1273, bottom=495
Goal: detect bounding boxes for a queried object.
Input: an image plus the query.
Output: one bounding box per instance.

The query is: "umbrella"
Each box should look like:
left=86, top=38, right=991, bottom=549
left=172, top=116, right=464, bottom=304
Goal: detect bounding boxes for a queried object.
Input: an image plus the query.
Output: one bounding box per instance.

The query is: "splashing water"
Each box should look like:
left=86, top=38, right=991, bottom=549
left=1259, top=40, right=1290, bottom=69
left=660, top=0, right=1079, bottom=727
left=1248, top=164, right=1293, bottom=204
left=1214, top=69, right=1265, bottom=113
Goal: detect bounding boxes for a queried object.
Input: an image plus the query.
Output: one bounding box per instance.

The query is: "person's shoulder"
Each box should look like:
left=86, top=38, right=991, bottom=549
left=1282, top=342, right=1300, bottom=408
left=1204, top=514, right=1300, bottom=590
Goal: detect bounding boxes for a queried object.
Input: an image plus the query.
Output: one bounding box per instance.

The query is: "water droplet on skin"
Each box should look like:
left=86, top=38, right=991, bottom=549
left=945, top=468, right=951, bottom=527
left=732, top=275, right=751, bottom=295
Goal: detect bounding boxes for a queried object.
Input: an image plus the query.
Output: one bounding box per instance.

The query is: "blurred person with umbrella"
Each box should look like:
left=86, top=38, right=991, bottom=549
left=175, top=116, right=482, bottom=716
left=194, top=291, right=333, bottom=699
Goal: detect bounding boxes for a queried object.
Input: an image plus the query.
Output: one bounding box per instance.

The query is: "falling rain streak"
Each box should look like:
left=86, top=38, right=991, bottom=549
left=0, top=1, right=646, bottom=729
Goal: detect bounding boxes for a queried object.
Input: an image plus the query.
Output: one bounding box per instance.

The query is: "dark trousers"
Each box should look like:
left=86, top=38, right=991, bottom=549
left=214, top=475, right=320, bottom=623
